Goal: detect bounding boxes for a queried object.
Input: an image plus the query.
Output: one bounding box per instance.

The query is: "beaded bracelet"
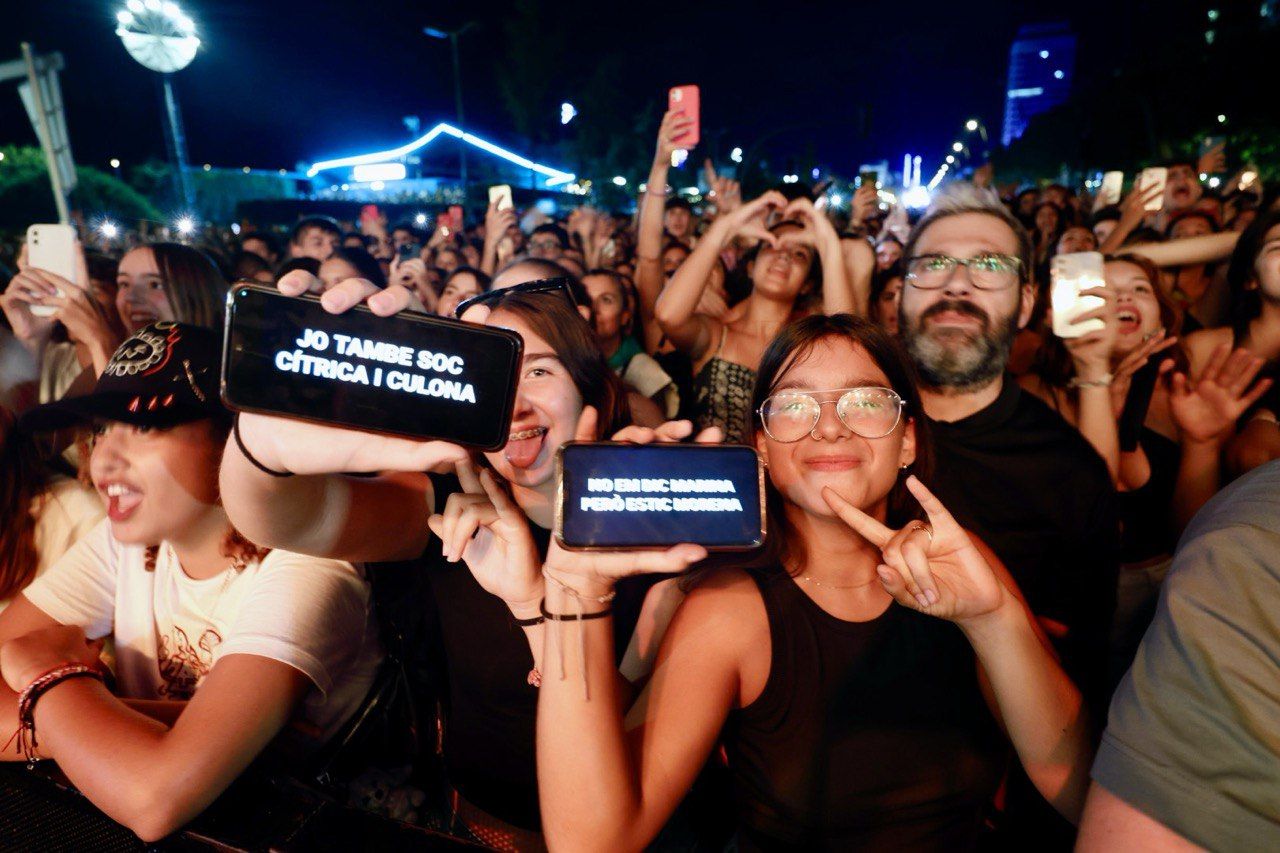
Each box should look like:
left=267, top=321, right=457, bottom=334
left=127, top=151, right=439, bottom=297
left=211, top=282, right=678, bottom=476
left=7, top=664, right=103, bottom=765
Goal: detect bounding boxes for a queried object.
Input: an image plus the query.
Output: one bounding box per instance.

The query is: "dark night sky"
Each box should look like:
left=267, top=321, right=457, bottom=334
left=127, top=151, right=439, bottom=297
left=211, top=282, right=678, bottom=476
left=1, top=0, right=1168, bottom=179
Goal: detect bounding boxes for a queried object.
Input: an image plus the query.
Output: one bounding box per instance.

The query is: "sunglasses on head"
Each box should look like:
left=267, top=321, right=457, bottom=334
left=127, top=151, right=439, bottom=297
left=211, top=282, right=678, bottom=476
left=453, top=277, right=579, bottom=319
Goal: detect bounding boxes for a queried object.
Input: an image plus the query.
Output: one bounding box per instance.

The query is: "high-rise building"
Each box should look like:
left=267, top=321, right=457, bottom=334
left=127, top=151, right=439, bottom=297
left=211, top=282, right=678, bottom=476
left=1001, top=22, right=1077, bottom=146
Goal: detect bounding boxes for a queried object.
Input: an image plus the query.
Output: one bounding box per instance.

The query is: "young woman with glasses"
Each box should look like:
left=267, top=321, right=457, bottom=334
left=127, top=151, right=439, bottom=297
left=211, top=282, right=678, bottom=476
left=531, top=314, right=1094, bottom=851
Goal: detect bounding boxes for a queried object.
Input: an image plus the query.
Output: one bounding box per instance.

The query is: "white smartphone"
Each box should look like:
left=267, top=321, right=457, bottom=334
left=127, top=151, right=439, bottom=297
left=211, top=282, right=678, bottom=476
left=25, top=224, right=79, bottom=318
left=488, top=184, right=514, bottom=211
left=1051, top=252, right=1107, bottom=339
left=1100, top=171, right=1123, bottom=206
left=1138, top=167, right=1168, bottom=212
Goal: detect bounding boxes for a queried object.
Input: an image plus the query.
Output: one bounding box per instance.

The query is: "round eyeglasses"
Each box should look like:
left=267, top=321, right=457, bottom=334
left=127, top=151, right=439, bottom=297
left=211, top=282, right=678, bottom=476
left=758, top=387, right=905, bottom=443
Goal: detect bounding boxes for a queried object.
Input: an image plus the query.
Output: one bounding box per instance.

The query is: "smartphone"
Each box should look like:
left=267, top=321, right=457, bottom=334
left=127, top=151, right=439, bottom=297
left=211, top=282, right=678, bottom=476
left=397, top=242, right=420, bottom=263
left=667, top=85, right=700, bottom=149
left=1051, top=252, right=1107, bottom=339
left=555, top=442, right=765, bottom=551
left=26, top=224, right=79, bottom=318
left=1199, top=136, right=1226, bottom=172
left=446, top=205, right=464, bottom=233
left=1139, top=167, right=1168, bottom=212
left=222, top=284, right=523, bottom=450
left=859, top=170, right=879, bottom=190
left=488, top=185, right=514, bottom=211
left=1100, top=171, right=1124, bottom=206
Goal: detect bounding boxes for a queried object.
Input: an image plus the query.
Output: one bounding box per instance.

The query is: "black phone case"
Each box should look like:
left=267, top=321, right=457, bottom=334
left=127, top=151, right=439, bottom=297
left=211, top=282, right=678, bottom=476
left=220, top=285, right=523, bottom=451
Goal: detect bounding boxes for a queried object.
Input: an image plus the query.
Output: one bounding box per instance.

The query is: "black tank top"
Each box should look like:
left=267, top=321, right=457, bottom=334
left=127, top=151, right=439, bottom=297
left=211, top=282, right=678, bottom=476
left=1118, top=427, right=1180, bottom=564
left=723, top=569, right=1007, bottom=851
left=368, top=473, right=655, bottom=831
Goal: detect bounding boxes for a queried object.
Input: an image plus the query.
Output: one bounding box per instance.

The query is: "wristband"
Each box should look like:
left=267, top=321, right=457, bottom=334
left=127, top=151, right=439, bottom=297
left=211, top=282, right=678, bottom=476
left=513, top=613, right=546, bottom=627
left=9, top=664, right=104, bottom=764
left=233, top=415, right=294, bottom=478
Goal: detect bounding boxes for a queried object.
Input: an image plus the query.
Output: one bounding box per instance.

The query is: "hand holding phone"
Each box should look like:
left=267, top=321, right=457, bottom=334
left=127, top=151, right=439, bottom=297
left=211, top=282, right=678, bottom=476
left=1051, top=252, right=1107, bottom=339
left=488, top=185, right=514, bottom=211
left=222, top=284, right=523, bottom=450
left=667, top=85, right=700, bottom=149
left=24, top=224, right=79, bottom=318
left=1138, top=167, right=1168, bottom=213
left=555, top=442, right=765, bottom=550
left=1099, top=171, right=1124, bottom=207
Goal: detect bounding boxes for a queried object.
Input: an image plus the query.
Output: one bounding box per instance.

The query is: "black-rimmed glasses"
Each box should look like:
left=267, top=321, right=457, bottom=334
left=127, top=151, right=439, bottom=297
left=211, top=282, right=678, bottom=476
left=757, top=387, right=905, bottom=442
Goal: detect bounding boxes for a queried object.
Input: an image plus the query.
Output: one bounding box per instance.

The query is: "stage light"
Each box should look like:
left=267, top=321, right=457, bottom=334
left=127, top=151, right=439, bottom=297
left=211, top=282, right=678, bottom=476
left=174, top=216, right=195, bottom=236
left=730, top=147, right=743, bottom=163
left=612, top=176, right=627, bottom=186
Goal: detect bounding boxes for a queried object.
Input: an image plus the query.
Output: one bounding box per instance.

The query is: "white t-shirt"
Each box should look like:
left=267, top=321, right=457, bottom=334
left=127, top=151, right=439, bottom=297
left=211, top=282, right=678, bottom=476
left=0, top=477, right=104, bottom=614
left=23, top=520, right=382, bottom=742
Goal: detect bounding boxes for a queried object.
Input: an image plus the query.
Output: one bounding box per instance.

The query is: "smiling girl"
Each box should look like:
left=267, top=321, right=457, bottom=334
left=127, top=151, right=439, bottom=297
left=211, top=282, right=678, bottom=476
left=0, top=323, right=381, bottom=842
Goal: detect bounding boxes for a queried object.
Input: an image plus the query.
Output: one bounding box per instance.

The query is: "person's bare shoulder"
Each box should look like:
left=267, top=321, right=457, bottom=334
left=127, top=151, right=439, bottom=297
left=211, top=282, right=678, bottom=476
left=1182, top=325, right=1232, bottom=373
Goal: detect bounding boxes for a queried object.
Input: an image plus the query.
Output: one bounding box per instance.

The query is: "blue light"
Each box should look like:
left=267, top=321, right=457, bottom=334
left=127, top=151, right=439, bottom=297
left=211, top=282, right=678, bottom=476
left=1039, top=49, right=1050, bottom=59
left=560, top=102, right=577, bottom=125
left=305, top=122, right=576, bottom=188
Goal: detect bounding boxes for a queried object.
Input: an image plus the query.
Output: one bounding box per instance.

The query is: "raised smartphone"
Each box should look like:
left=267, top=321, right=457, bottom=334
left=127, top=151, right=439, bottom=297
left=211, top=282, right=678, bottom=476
left=555, top=442, right=765, bottom=551
left=1139, top=167, right=1168, bottom=212
left=668, top=85, right=701, bottom=149
left=488, top=184, right=514, bottom=211
left=1099, top=171, right=1124, bottom=206
left=25, top=223, right=78, bottom=318
left=1051, top=251, right=1107, bottom=339
left=222, top=284, right=523, bottom=450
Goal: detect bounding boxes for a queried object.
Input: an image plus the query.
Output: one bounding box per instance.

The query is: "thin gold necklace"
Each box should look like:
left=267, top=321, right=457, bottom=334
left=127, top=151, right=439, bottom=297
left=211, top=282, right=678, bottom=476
left=797, top=574, right=877, bottom=591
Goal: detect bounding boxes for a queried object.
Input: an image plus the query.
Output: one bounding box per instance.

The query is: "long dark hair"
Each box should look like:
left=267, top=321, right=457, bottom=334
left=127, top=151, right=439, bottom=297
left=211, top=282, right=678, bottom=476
left=1030, top=253, right=1187, bottom=394
left=1226, top=207, right=1280, bottom=340
left=144, top=243, right=227, bottom=329
left=0, top=408, right=50, bottom=601
left=486, top=290, right=630, bottom=437
left=750, top=314, right=933, bottom=572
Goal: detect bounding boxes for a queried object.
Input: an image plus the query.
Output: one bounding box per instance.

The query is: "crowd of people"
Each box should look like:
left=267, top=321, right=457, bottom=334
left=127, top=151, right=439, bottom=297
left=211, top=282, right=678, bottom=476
left=0, top=107, right=1278, bottom=850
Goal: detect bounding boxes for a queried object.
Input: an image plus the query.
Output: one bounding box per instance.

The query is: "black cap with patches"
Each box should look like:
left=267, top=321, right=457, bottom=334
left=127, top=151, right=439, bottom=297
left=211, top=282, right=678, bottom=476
left=20, top=322, right=225, bottom=432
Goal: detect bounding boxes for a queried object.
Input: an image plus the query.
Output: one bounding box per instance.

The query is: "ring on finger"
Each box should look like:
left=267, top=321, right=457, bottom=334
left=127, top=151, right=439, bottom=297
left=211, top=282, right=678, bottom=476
left=907, top=521, right=933, bottom=543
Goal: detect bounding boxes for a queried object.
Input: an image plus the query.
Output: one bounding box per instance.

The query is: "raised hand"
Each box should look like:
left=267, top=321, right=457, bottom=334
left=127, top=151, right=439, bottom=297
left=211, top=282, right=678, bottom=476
left=1060, top=286, right=1118, bottom=378
left=1165, top=344, right=1273, bottom=445
left=821, top=476, right=1006, bottom=622
left=716, top=190, right=787, bottom=249
left=233, top=269, right=462, bottom=475
left=850, top=184, right=879, bottom=228
left=704, top=159, right=741, bottom=218
left=388, top=257, right=438, bottom=314
left=1109, top=330, right=1178, bottom=418
left=654, top=109, right=694, bottom=164
left=778, top=196, right=840, bottom=249
left=1, top=269, right=59, bottom=344
left=539, top=406, right=716, bottom=596
left=427, top=458, right=543, bottom=612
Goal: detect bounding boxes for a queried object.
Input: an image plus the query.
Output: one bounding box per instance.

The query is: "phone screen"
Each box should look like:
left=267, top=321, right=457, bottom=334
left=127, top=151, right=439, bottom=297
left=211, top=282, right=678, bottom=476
left=1050, top=252, right=1107, bottom=339
left=1139, top=167, right=1168, bottom=212
left=489, top=185, right=514, bottom=210
left=859, top=170, right=879, bottom=189
left=556, top=443, right=765, bottom=551
left=222, top=285, right=523, bottom=450
left=667, top=85, right=701, bottom=149
left=1100, top=171, right=1124, bottom=206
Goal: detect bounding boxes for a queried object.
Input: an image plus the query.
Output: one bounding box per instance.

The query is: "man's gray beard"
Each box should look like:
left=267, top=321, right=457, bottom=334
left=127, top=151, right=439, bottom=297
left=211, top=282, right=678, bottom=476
left=904, top=314, right=1018, bottom=393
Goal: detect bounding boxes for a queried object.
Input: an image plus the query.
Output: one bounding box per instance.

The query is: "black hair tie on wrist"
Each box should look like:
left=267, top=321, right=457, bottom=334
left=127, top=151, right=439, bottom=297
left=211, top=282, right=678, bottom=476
left=540, top=600, right=612, bottom=621
left=233, top=414, right=294, bottom=478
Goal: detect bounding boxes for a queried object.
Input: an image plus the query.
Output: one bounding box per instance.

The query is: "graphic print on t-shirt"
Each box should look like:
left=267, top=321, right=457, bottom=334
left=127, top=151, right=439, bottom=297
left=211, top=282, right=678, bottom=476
left=156, top=625, right=221, bottom=698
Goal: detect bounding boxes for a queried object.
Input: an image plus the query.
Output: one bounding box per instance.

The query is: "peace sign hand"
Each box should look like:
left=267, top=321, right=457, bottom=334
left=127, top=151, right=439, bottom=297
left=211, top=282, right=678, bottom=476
left=427, top=457, right=544, bottom=614
left=821, top=476, right=1007, bottom=623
